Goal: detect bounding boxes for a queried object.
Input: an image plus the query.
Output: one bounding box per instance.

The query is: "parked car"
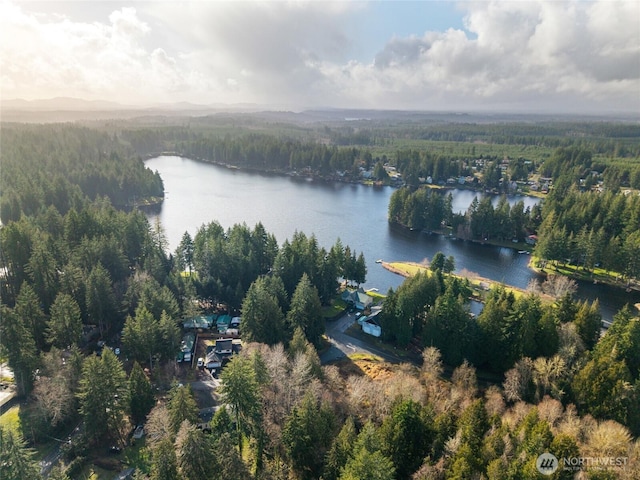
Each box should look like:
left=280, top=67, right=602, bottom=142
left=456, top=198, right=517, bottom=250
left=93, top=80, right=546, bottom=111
left=133, top=425, right=145, bottom=439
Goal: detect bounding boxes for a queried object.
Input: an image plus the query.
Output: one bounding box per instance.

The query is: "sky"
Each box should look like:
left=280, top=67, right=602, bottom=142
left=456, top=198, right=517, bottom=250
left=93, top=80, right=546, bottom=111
left=1, top=0, right=639, bottom=113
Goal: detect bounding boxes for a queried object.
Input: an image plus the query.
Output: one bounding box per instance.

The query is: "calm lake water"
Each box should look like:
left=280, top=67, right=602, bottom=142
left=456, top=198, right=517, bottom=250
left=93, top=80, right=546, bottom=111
left=145, top=156, right=638, bottom=321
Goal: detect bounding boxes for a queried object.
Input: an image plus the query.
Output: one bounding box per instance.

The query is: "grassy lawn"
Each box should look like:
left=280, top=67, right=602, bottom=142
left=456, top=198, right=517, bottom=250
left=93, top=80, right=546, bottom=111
left=0, top=405, right=21, bottom=434
left=322, top=298, right=347, bottom=319
left=531, top=255, right=630, bottom=289
left=348, top=352, right=384, bottom=363
left=0, top=405, right=57, bottom=460
left=77, top=439, right=150, bottom=480
left=384, top=261, right=532, bottom=302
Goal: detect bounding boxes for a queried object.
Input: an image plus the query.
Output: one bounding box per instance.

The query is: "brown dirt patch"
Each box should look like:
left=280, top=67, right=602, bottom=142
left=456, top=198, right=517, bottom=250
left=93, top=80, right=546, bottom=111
left=355, top=360, right=394, bottom=381
left=333, top=357, right=395, bottom=382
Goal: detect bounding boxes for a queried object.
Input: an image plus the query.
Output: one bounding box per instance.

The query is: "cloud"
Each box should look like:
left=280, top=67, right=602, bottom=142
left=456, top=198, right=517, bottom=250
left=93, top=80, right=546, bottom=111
left=1, top=0, right=638, bottom=112
left=0, top=2, right=202, bottom=103
left=341, top=0, right=640, bottom=111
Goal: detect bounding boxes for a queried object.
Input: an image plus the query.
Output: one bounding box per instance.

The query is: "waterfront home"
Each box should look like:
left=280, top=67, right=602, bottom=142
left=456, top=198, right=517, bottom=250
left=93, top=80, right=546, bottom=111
left=342, top=288, right=373, bottom=311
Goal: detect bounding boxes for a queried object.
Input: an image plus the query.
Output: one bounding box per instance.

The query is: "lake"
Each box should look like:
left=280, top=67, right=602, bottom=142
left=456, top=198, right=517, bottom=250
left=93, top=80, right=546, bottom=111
left=144, top=155, right=638, bottom=321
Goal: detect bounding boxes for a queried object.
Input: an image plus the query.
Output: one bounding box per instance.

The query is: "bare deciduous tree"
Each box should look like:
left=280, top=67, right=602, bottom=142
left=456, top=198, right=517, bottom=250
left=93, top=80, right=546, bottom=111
left=32, top=375, right=74, bottom=428
left=541, top=274, right=578, bottom=298
left=146, top=404, right=172, bottom=447
left=484, top=386, right=506, bottom=418
left=421, top=347, right=444, bottom=382
left=451, top=360, right=478, bottom=406
left=585, top=420, right=632, bottom=459
left=503, top=357, right=534, bottom=403
left=537, top=396, right=565, bottom=429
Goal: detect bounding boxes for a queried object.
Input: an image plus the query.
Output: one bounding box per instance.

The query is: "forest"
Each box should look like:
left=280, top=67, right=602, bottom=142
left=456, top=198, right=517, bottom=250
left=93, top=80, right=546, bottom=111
left=1, top=119, right=639, bottom=479
left=387, top=144, right=640, bottom=285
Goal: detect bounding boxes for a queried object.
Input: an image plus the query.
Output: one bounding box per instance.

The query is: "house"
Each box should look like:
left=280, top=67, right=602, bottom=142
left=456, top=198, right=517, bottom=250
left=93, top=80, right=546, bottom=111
left=341, top=288, right=373, bottom=311
left=214, top=338, right=233, bottom=356
left=177, top=332, right=195, bottom=363
left=360, top=308, right=382, bottom=337
left=526, top=235, right=538, bottom=245
left=205, top=350, right=222, bottom=370
left=203, top=338, right=236, bottom=370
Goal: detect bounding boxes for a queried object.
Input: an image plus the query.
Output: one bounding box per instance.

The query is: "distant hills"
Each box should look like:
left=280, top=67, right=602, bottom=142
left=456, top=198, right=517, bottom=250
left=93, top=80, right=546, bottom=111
left=1, top=97, right=637, bottom=124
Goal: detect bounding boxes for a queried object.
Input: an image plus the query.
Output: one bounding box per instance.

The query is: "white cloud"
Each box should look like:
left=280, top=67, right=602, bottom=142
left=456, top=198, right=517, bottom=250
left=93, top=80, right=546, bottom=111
left=1, top=0, right=638, bottom=112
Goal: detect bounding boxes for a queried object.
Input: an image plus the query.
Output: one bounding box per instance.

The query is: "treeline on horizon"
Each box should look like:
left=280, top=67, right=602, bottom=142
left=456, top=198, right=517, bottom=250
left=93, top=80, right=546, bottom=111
left=116, top=117, right=640, bottom=189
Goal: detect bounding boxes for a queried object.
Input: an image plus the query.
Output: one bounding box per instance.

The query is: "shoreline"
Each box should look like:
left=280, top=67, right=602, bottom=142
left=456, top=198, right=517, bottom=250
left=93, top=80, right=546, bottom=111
left=145, top=152, right=546, bottom=198
left=381, top=260, right=555, bottom=303
left=528, top=256, right=640, bottom=294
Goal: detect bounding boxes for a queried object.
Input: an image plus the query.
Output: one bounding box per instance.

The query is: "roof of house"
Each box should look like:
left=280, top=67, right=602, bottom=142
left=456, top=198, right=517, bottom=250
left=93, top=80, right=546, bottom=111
left=215, top=338, right=233, bottom=353
left=182, top=315, right=214, bottom=329
left=341, top=289, right=373, bottom=305
left=180, top=332, right=195, bottom=353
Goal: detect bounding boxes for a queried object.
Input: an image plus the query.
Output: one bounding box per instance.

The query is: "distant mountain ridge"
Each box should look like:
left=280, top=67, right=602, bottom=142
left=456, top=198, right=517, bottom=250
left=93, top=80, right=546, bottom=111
left=2, top=97, right=637, bottom=124
left=1, top=97, right=129, bottom=111
left=0, top=97, right=262, bottom=112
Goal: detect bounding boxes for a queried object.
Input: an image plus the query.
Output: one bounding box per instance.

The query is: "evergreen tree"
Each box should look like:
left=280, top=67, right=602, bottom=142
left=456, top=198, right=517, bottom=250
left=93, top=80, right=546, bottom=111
left=241, top=278, right=287, bottom=346
left=129, top=361, right=155, bottom=425
left=150, top=437, right=178, bottom=480
left=77, top=348, right=129, bottom=444
left=122, top=305, right=158, bottom=366
left=175, top=422, right=216, bottom=480
left=219, top=355, right=261, bottom=452
left=286, top=273, right=325, bottom=348
left=158, top=310, right=181, bottom=362
left=167, top=385, right=199, bottom=435
left=282, top=393, right=336, bottom=479
left=339, top=422, right=395, bottom=480
left=176, top=231, right=195, bottom=274
left=378, top=399, right=434, bottom=479
left=14, top=282, right=47, bottom=351
left=324, top=417, right=357, bottom=480
left=0, top=305, right=39, bottom=395
left=0, top=426, right=40, bottom=480
left=85, top=262, right=119, bottom=337
left=573, top=299, right=601, bottom=350
left=47, top=292, right=82, bottom=349
left=210, top=406, right=235, bottom=437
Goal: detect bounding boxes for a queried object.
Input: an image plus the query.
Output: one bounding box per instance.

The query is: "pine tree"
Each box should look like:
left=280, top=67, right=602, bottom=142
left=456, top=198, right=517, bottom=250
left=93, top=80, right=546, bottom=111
left=77, top=348, right=129, bottom=444
left=47, top=292, right=82, bottom=349
left=150, top=437, right=178, bottom=480
left=167, top=385, right=199, bottom=435
left=219, top=355, right=261, bottom=452
left=287, top=273, right=324, bottom=348
left=0, top=305, right=39, bottom=395
left=129, top=361, right=155, bottom=425
left=0, top=426, right=40, bottom=480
